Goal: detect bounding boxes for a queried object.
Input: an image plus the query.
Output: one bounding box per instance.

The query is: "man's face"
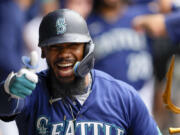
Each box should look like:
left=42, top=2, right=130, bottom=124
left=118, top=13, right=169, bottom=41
left=42, top=43, right=84, bottom=83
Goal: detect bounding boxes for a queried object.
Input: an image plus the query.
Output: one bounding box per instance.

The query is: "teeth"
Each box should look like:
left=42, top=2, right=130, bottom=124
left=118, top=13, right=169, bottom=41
left=57, top=63, right=73, bottom=67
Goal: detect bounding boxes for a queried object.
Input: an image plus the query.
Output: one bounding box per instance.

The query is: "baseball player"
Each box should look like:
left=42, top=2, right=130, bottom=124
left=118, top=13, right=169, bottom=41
left=0, top=9, right=161, bottom=135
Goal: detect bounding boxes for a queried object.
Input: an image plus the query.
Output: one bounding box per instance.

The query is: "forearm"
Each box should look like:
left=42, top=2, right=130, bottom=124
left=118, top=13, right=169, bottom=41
left=0, top=82, right=25, bottom=116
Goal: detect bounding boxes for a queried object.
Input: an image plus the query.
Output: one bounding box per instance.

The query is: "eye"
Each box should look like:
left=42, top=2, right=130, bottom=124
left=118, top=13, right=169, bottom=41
left=69, top=43, right=84, bottom=49
left=69, top=44, right=79, bottom=49
left=48, top=46, right=59, bottom=51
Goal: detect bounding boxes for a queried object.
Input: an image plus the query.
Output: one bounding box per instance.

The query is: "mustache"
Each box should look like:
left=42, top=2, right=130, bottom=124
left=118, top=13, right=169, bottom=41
left=54, top=58, right=76, bottom=65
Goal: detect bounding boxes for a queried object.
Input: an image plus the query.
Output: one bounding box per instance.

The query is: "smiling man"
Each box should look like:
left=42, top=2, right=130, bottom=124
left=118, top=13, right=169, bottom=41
left=0, top=9, right=161, bottom=135
left=43, top=43, right=90, bottom=99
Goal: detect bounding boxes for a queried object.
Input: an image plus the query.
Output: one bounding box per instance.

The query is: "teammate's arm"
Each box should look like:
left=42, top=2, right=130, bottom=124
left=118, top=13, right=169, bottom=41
left=133, top=11, right=180, bottom=44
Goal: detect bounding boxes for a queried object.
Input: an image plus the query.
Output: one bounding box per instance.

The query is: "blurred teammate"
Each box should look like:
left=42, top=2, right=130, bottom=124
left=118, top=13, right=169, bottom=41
left=0, top=0, right=35, bottom=134
left=132, top=0, right=180, bottom=133
left=87, top=0, right=157, bottom=113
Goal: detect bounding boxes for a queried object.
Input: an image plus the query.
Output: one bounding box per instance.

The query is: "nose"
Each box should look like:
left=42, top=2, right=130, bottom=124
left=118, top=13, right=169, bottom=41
left=57, top=46, right=72, bottom=58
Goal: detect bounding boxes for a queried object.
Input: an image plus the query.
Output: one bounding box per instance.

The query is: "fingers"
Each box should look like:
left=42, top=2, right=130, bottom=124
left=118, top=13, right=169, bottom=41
left=14, top=75, right=36, bottom=89
left=17, top=68, right=38, bottom=83
left=9, top=74, right=37, bottom=99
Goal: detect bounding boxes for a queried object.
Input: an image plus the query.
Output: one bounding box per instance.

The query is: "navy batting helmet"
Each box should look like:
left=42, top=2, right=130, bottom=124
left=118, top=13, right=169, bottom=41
left=38, top=9, right=95, bottom=77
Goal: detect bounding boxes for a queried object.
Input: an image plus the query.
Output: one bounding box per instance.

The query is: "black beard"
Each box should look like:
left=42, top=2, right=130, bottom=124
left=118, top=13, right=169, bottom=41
left=47, top=68, right=86, bottom=99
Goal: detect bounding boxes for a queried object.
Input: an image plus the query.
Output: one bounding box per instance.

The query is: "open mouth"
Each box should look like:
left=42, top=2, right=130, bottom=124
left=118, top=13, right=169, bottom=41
left=57, top=63, right=74, bottom=68
left=56, top=62, right=75, bottom=77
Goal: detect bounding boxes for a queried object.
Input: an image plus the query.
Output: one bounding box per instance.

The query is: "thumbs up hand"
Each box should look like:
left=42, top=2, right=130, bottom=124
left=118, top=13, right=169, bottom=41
left=4, top=51, right=38, bottom=99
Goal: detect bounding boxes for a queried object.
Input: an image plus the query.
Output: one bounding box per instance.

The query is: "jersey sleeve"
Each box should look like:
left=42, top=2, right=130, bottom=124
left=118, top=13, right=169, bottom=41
left=0, top=81, right=25, bottom=118
left=165, top=11, right=180, bottom=44
left=127, top=89, right=161, bottom=135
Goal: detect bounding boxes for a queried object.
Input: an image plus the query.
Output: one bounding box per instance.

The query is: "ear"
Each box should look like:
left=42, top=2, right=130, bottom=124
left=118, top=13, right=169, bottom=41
left=41, top=48, right=46, bottom=58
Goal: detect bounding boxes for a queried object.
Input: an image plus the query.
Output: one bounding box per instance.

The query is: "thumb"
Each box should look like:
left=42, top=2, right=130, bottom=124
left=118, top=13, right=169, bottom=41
left=21, top=51, right=39, bottom=73
left=30, top=51, right=38, bottom=67
left=17, top=51, right=39, bottom=82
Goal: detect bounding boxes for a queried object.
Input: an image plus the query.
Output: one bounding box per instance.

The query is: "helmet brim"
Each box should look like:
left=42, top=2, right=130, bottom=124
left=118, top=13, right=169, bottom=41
left=38, top=33, right=91, bottom=47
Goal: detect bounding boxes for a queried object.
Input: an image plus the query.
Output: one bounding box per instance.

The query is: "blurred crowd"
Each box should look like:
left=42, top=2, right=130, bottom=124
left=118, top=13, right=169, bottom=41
left=0, top=0, right=180, bottom=134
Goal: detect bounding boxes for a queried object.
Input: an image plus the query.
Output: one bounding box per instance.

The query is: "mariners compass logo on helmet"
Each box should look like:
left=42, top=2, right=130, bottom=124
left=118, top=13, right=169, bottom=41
left=56, top=17, right=67, bottom=35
